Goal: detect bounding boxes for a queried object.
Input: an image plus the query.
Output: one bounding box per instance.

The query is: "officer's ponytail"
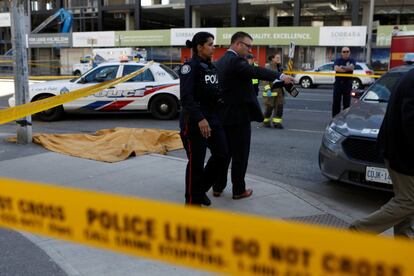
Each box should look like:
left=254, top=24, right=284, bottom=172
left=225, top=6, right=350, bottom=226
left=186, top=32, right=214, bottom=55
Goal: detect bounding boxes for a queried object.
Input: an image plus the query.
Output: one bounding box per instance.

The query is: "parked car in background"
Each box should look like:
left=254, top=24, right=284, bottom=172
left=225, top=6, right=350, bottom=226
left=0, top=48, right=13, bottom=73
left=294, top=62, right=375, bottom=90
left=319, top=59, right=414, bottom=190
left=9, top=61, right=180, bottom=121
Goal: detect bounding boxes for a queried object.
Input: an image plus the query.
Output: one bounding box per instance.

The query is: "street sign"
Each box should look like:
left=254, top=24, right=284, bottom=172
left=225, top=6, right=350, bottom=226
left=288, top=42, right=295, bottom=59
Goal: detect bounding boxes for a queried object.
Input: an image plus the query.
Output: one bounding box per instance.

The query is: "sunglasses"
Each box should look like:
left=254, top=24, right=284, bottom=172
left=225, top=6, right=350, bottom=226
left=342, top=51, right=350, bottom=53
left=240, top=41, right=253, bottom=49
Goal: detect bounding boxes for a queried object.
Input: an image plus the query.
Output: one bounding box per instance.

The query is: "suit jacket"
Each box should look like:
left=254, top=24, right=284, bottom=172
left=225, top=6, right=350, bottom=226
left=378, top=68, right=414, bottom=176
left=216, top=50, right=282, bottom=125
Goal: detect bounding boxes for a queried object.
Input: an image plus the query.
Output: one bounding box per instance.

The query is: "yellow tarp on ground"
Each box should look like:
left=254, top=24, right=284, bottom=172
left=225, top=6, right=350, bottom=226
left=8, top=128, right=183, bottom=163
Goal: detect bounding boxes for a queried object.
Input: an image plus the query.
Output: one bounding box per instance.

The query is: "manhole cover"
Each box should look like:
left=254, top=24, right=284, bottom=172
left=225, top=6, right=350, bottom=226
left=286, top=213, right=350, bottom=228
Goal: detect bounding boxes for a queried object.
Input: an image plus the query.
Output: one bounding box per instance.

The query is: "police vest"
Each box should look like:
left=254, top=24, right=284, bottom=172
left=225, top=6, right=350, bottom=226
left=195, top=61, right=222, bottom=108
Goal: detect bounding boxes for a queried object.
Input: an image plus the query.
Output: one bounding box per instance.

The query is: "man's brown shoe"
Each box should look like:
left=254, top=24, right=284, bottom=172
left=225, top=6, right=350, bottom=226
left=213, top=191, right=222, bottom=197
left=232, top=189, right=253, bottom=200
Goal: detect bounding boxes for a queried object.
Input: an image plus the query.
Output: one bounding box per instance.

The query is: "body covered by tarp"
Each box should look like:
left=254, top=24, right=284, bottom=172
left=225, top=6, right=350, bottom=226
left=8, top=128, right=183, bottom=162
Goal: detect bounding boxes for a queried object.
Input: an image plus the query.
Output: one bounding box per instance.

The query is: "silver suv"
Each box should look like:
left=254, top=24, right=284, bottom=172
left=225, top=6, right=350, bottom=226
left=319, top=63, right=414, bottom=190
left=294, top=62, right=375, bottom=90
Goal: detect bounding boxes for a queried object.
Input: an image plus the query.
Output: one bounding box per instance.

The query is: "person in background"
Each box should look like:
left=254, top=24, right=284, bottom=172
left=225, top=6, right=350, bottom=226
left=179, top=32, right=229, bottom=206
left=349, top=68, right=414, bottom=239
left=212, top=31, right=294, bottom=200
left=392, top=25, right=400, bottom=36
left=247, top=54, right=259, bottom=96
left=332, top=47, right=355, bottom=117
left=263, top=54, right=285, bottom=129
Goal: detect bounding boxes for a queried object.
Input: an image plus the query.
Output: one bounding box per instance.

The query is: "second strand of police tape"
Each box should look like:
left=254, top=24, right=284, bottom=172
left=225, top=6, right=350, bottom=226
left=0, top=177, right=412, bottom=276
left=0, top=61, right=154, bottom=125
left=284, top=71, right=382, bottom=79
left=0, top=70, right=382, bottom=82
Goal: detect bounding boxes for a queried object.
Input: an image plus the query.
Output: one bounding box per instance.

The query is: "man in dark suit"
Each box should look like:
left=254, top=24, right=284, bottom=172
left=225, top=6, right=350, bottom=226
left=213, top=31, right=294, bottom=200
left=350, top=68, right=414, bottom=238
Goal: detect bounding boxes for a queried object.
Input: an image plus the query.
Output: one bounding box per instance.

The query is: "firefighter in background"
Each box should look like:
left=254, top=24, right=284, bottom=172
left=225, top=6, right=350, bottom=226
left=263, top=54, right=285, bottom=129
left=247, top=54, right=259, bottom=96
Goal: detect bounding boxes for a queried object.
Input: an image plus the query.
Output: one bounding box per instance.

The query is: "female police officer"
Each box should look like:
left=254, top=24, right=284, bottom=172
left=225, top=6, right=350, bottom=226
left=179, top=32, right=228, bottom=206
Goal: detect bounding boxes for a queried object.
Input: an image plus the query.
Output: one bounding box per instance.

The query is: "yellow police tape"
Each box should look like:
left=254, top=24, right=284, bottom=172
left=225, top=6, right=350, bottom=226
left=0, top=177, right=412, bottom=275
left=0, top=61, right=153, bottom=125
left=0, top=61, right=70, bottom=67
left=0, top=76, right=74, bottom=80
left=285, top=71, right=382, bottom=79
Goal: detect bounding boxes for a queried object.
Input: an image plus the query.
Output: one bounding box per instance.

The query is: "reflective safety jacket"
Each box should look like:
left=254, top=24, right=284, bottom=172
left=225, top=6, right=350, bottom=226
left=263, top=63, right=284, bottom=97
left=252, top=63, right=259, bottom=85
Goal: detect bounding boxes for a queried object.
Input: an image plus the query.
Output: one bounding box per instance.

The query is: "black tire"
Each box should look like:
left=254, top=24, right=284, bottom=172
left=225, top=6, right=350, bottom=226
left=300, top=77, right=313, bottom=89
left=73, top=70, right=81, bottom=76
left=352, top=78, right=362, bottom=90
left=150, top=94, right=178, bottom=120
left=33, top=95, right=64, bottom=121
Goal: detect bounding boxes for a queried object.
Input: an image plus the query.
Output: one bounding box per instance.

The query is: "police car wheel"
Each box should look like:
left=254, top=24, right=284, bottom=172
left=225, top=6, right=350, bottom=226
left=352, top=78, right=362, bottom=90
left=300, top=77, right=312, bottom=89
left=33, top=95, right=64, bottom=121
left=150, top=95, right=178, bottom=120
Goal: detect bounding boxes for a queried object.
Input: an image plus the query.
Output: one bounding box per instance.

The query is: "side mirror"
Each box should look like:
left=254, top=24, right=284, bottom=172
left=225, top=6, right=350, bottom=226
left=314, top=68, right=320, bottom=72
left=351, top=89, right=364, bottom=99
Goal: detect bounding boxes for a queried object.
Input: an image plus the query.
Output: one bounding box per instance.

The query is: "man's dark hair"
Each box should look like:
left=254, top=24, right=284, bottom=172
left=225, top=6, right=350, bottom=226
left=231, top=31, right=253, bottom=44
left=267, top=54, right=275, bottom=62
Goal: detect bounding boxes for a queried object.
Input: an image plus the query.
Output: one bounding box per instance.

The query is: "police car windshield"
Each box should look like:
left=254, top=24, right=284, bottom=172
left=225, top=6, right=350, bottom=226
left=363, top=72, right=402, bottom=103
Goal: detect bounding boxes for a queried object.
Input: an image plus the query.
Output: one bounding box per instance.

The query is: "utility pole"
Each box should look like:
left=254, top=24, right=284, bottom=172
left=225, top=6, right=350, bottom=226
left=366, top=0, right=375, bottom=66
left=11, top=0, right=32, bottom=144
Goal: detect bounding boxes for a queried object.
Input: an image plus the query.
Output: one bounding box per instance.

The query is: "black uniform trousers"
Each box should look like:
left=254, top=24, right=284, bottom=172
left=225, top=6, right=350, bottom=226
left=214, top=122, right=251, bottom=196
left=332, top=80, right=352, bottom=117
left=180, top=121, right=228, bottom=204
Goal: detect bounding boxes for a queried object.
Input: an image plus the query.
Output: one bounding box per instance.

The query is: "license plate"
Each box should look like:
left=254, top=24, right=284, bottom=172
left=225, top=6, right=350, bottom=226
left=366, top=166, right=393, bottom=185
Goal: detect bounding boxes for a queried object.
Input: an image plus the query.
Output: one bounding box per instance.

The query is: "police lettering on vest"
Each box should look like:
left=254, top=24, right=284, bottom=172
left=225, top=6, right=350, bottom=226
left=196, top=62, right=222, bottom=107
left=205, top=74, right=218, bottom=84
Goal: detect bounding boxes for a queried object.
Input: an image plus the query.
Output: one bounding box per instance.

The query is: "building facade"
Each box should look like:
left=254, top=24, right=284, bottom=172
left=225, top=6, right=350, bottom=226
left=17, top=0, right=414, bottom=33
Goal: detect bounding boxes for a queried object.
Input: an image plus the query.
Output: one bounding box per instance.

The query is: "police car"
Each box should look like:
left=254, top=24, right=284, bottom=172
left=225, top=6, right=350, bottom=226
left=8, top=61, right=180, bottom=121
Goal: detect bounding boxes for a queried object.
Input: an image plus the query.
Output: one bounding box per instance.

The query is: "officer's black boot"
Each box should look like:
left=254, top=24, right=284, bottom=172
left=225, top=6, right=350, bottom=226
left=202, top=194, right=211, bottom=206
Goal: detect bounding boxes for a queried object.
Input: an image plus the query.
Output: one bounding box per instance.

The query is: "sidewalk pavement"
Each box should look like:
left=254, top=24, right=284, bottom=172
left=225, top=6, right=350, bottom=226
left=0, top=149, right=351, bottom=276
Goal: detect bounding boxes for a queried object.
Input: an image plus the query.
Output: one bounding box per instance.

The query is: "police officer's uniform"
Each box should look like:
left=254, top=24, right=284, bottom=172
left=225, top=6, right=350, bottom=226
left=179, top=55, right=228, bottom=205
left=332, top=57, right=356, bottom=117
